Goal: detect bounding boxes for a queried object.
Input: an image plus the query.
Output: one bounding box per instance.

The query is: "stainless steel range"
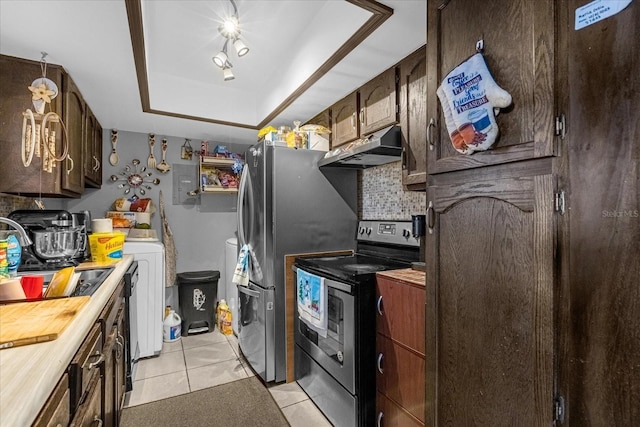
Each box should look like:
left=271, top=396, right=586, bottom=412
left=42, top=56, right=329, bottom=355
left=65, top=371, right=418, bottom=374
left=293, top=220, right=420, bottom=426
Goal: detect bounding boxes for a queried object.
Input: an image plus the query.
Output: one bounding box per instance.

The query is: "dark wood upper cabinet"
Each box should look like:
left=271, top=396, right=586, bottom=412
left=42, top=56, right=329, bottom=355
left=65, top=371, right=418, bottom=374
left=0, top=54, right=99, bottom=197
left=358, top=67, right=398, bottom=136
left=426, top=0, right=557, bottom=174
left=330, top=67, right=398, bottom=149
left=61, top=73, right=85, bottom=194
left=399, top=47, right=427, bottom=190
left=84, top=105, right=103, bottom=188
left=330, top=91, right=360, bottom=148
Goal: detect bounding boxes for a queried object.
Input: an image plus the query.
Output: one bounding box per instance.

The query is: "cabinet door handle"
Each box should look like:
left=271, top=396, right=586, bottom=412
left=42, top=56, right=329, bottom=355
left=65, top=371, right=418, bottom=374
left=377, top=353, right=384, bottom=374
left=88, top=351, right=105, bottom=370
left=92, top=155, right=100, bottom=171
left=92, top=415, right=103, bottom=427
left=427, top=117, right=435, bottom=151
left=376, top=296, right=383, bottom=315
left=401, top=148, right=406, bottom=169
left=359, top=108, right=365, bottom=125
left=351, top=112, right=357, bottom=129
left=66, top=154, right=74, bottom=175
left=116, top=333, right=124, bottom=360
left=377, top=411, right=383, bottom=427
left=427, top=201, right=435, bottom=234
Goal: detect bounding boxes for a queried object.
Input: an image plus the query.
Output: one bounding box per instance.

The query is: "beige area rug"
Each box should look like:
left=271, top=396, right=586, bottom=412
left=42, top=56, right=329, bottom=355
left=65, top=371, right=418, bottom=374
left=120, top=377, right=290, bottom=427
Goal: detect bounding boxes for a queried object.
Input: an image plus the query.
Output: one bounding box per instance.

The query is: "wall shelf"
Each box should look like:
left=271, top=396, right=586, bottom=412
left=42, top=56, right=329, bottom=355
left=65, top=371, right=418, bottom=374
left=199, top=155, right=241, bottom=194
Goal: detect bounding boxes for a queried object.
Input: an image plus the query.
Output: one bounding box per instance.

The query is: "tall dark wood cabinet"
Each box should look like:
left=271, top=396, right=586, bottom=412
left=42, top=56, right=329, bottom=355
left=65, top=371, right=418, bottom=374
left=558, top=0, right=640, bottom=424
left=84, top=105, right=103, bottom=187
left=425, top=165, right=556, bottom=425
left=424, top=0, right=640, bottom=425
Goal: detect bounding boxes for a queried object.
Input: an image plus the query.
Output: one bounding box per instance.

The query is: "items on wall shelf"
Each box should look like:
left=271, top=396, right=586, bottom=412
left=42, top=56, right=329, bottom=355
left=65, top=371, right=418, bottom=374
left=197, top=145, right=243, bottom=194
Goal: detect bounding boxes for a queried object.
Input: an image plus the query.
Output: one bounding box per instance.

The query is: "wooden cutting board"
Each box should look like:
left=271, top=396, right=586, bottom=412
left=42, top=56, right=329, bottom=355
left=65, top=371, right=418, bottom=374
left=0, top=296, right=90, bottom=349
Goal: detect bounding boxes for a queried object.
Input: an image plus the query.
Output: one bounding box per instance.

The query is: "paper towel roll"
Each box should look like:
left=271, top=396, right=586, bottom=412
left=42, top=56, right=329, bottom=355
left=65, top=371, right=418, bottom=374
left=92, top=218, right=113, bottom=233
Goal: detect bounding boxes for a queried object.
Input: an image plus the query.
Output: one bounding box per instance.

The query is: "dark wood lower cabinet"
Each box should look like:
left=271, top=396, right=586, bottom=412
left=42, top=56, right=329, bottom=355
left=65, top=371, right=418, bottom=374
left=70, top=374, right=102, bottom=427
left=32, top=374, right=70, bottom=427
left=376, top=392, right=422, bottom=427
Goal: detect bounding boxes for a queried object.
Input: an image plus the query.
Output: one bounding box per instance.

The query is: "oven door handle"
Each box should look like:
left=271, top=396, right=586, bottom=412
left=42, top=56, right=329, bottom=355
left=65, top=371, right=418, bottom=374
left=237, top=285, right=260, bottom=298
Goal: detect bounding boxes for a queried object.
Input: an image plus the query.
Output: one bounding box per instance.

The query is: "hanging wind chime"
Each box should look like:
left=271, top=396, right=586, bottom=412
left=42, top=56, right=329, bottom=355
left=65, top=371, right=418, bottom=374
left=21, top=52, right=70, bottom=173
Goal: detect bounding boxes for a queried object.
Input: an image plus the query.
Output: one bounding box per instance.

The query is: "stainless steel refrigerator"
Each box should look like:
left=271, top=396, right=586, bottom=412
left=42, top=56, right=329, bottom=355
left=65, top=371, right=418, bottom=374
left=236, top=141, right=357, bottom=382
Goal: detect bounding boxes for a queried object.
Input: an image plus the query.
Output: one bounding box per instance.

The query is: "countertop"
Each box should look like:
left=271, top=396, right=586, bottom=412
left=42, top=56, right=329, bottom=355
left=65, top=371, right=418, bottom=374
left=376, top=268, right=425, bottom=288
left=0, top=255, right=134, bottom=427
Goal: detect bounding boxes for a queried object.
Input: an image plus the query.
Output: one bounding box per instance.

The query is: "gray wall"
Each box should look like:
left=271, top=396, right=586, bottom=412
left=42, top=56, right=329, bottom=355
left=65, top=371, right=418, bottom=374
left=3, top=129, right=426, bottom=304
left=59, top=130, right=246, bottom=303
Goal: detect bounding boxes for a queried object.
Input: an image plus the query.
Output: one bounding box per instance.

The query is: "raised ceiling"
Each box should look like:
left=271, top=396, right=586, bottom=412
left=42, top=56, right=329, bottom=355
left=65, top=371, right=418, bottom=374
left=0, top=0, right=425, bottom=146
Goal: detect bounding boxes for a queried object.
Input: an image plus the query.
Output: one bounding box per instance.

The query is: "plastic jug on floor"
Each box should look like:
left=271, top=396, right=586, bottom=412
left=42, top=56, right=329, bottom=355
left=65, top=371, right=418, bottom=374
left=163, top=309, right=182, bottom=342
left=216, top=299, right=233, bottom=336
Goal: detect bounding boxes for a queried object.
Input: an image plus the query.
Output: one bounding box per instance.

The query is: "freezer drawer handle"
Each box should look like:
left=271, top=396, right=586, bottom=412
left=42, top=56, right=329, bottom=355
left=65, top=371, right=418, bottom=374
left=238, top=285, right=260, bottom=298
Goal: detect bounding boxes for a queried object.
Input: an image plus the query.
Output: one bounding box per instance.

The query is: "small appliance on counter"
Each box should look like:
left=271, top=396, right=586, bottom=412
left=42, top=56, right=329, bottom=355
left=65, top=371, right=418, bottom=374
left=7, top=210, right=89, bottom=272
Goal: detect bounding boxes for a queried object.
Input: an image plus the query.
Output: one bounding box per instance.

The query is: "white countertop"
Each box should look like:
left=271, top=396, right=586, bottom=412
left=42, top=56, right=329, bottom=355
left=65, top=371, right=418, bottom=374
left=0, top=255, right=134, bottom=427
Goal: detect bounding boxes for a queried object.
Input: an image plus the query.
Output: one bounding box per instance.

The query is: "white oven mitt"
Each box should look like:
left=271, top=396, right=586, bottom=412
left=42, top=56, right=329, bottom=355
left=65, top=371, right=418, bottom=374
left=436, top=53, right=512, bottom=154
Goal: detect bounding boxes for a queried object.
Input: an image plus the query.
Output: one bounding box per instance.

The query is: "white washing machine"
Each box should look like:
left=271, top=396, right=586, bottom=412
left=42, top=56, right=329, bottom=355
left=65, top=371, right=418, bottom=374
left=225, top=237, right=238, bottom=335
left=123, top=241, right=165, bottom=358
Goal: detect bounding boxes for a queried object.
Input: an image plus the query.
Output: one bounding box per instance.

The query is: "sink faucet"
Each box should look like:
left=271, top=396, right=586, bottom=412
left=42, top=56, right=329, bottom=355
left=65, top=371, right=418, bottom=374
left=0, top=217, right=33, bottom=246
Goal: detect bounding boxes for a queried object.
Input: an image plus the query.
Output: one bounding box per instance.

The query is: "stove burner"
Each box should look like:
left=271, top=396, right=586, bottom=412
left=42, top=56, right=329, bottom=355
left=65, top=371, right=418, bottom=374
left=342, top=263, right=387, bottom=273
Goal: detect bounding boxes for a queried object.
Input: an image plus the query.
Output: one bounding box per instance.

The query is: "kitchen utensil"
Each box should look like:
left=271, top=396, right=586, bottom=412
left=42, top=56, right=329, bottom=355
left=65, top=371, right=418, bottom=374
left=147, top=133, right=157, bottom=168
left=109, top=129, right=119, bottom=165
left=0, top=296, right=90, bottom=349
left=157, top=139, right=171, bottom=173
left=43, top=266, right=76, bottom=298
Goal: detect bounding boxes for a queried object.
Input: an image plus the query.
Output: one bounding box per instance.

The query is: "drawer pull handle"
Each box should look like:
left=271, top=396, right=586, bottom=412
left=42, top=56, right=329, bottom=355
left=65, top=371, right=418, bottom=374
left=88, top=352, right=105, bottom=370
left=377, top=411, right=383, bottom=427
left=376, top=296, right=383, bottom=315
left=377, top=353, right=384, bottom=374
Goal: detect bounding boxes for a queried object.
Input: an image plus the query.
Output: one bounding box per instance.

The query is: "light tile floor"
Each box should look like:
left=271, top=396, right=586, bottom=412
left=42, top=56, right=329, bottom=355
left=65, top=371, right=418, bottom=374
left=124, top=330, right=331, bottom=426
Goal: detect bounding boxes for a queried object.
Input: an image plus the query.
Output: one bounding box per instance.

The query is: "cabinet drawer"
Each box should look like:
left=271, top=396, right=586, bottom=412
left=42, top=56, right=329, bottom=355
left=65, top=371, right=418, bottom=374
left=69, top=373, right=102, bottom=427
left=376, top=391, right=423, bottom=427
left=69, top=324, right=103, bottom=413
left=376, top=334, right=425, bottom=423
left=376, top=277, right=425, bottom=354
left=98, top=281, right=124, bottom=341
left=32, top=373, right=70, bottom=427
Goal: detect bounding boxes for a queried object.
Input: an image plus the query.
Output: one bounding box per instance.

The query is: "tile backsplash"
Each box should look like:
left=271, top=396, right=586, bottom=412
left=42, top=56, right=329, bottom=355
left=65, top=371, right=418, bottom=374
left=359, top=161, right=426, bottom=220
left=0, top=194, right=36, bottom=220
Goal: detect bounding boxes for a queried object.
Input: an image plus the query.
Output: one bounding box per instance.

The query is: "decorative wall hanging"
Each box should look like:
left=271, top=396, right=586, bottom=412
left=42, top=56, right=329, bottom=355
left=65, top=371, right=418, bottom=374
left=21, top=52, right=70, bottom=172
left=110, top=159, right=160, bottom=197
left=436, top=50, right=512, bottom=155
left=181, top=139, right=193, bottom=160
left=109, top=129, right=119, bottom=165
left=156, top=139, right=171, bottom=173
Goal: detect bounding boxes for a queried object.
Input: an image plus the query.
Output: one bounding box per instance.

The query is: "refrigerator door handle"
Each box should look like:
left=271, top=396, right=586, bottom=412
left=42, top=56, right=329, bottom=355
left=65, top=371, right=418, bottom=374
left=237, top=284, right=260, bottom=298
left=236, top=164, right=248, bottom=247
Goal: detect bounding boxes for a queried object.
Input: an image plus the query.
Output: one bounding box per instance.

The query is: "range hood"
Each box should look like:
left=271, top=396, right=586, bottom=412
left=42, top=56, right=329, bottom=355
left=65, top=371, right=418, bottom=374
left=318, top=125, right=402, bottom=169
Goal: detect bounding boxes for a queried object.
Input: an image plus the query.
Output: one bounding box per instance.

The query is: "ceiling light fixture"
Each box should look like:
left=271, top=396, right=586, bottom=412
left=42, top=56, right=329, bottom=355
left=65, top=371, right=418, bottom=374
left=212, top=0, right=249, bottom=80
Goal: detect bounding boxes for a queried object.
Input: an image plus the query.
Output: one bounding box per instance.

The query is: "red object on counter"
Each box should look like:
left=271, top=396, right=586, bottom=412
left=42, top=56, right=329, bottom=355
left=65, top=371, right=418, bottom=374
left=21, top=275, right=44, bottom=299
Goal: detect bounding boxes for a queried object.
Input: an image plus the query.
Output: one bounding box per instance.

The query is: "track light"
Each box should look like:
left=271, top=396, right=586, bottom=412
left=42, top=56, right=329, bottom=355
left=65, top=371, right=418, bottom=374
left=214, top=0, right=249, bottom=80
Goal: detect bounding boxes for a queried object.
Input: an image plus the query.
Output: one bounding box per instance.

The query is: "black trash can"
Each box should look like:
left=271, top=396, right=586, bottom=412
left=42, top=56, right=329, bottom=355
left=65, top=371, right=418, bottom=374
left=177, top=270, right=220, bottom=336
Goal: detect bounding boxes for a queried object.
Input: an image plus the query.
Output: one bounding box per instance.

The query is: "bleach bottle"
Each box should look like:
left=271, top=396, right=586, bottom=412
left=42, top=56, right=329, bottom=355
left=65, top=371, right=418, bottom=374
left=163, top=308, right=182, bottom=342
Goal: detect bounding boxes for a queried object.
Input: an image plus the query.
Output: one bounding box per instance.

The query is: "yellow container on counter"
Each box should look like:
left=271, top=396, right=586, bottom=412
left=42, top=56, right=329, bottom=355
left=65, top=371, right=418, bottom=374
left=89, top=232, right=125, bottom=263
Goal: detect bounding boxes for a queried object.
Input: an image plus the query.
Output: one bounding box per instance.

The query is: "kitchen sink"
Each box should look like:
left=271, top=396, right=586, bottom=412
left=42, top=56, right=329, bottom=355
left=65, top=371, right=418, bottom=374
left=28, top=267, right=115, bottom=297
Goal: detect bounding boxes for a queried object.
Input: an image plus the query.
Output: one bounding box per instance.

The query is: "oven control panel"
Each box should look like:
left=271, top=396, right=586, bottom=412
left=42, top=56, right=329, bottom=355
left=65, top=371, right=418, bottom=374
left=357, top=220, right=419, bottom=247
